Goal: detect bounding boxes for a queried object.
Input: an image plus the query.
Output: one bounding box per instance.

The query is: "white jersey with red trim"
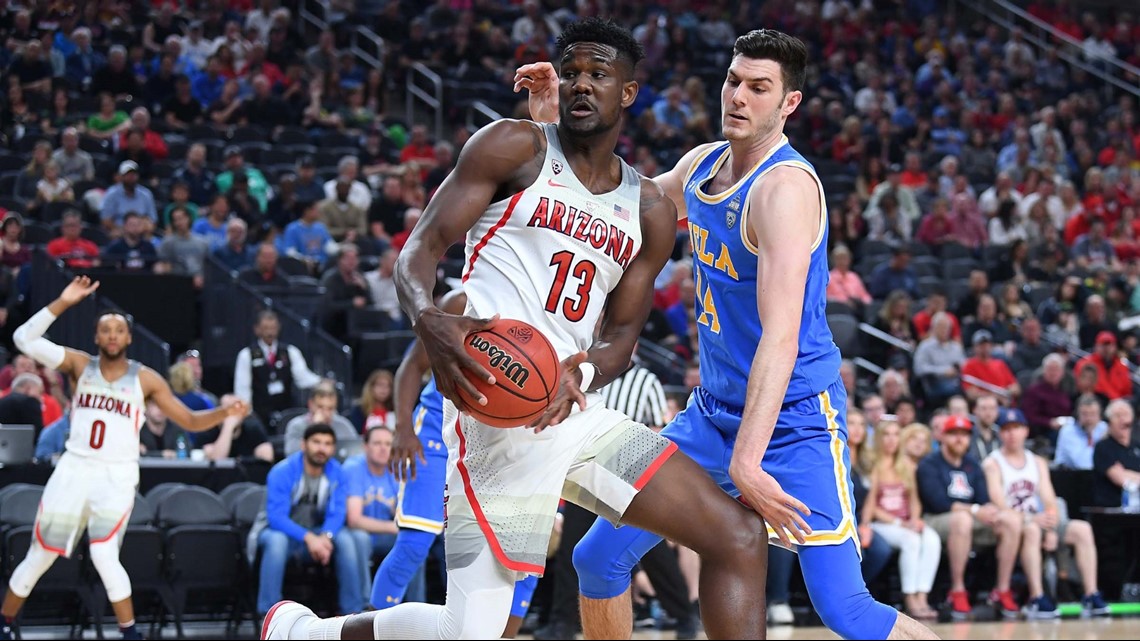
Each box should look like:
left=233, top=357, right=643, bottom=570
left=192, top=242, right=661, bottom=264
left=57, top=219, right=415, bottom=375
left=67, top=357, right=146, bottom=463
left=461, top=123, right=643, bottom=360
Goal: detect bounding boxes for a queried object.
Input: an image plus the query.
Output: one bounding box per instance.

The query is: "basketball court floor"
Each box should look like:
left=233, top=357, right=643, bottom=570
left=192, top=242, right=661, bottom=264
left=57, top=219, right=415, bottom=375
left=612, top=618, right=1139, bottom=640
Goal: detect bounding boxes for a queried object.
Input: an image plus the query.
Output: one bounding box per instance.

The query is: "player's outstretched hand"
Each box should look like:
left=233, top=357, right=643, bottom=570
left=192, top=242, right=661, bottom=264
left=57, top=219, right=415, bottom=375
left=390, top=421, right=426, bottom=482
left=529, top=351, right=589, bottom=434
left=59, top=275, right=99, bottom=306
left=514, top=62, right=559, bottom=124
left=222, top=397, right=249, bottom=418
left=415, top=308, right=499, bottom=413
left=730, top=465, right=812, bottom=549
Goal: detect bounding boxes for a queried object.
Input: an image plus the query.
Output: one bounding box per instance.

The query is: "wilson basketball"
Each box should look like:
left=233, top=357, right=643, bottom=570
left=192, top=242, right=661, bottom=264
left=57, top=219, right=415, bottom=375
left=457, top=318, right=561, bottom=428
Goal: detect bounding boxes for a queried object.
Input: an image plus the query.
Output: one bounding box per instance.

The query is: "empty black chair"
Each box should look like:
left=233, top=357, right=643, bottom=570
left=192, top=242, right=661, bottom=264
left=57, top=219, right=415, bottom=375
left=827, top=314, right=862, bottom=358
left=22, top=220, right=54, bottom=245
left=130, top=493, right=155, bottom=526
left=220, top=482, right=263, bottom=511
left=277, top=255, right=312, bottom=277
left=0, top=195, right=26, bottom=214
left=347, top=308, right=393, bottom=336
left=163, top=524, right=246, bottom=637
left=156, top=486, right=229, bottom=527
left=231, top=486, right=266, bottom=539
left=145, top=482, right=187, bottom=506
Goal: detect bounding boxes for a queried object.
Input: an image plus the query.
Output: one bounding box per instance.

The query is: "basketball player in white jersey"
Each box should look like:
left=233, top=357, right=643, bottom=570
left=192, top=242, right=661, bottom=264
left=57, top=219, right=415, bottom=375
left=262, top=18, right=772, bottom=640
left=982, top=408, right=1110, bottom=618
left=1, top=276, right=248, bottom=641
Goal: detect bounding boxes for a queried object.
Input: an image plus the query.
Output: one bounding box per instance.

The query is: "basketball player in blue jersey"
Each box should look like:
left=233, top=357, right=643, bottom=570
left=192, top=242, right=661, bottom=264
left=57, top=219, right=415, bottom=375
left=516, top=30, right=936, bottom=640
left=372, top=289, right=538, bottom=637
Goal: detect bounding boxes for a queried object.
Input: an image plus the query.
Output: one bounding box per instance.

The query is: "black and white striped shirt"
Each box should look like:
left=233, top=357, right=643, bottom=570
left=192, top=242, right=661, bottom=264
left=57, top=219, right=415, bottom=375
left=599, top=364, right=668, bottom=428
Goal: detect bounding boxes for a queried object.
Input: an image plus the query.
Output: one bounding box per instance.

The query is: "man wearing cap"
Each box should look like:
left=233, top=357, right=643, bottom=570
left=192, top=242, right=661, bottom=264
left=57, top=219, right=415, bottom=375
left=1074, top=330, right=1132, bottom=401
left=917, top=414, right=1024, bottom=619
left=216, top=146, right=271, bottom=213
left=983, top=408, right=1110, bottom=618
left=961, top=330, right=1020, bottom=402
left=100, top=160, right=157, bottom=235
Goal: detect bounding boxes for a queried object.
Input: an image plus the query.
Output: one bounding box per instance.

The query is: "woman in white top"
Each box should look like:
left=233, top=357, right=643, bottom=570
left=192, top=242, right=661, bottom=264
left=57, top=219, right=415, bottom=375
left=34, top=160, right=74, bottom=208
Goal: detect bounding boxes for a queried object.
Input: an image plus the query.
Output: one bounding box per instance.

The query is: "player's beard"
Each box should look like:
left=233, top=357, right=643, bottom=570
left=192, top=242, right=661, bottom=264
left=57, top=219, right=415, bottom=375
left=98, top=345, right=126, bottom=360
left=724, top=103, right=783, bottom=144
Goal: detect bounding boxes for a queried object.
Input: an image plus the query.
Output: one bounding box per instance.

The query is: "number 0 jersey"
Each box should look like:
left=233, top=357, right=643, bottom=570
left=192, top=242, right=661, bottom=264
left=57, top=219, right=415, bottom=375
left=461, top=122, right=644, bottom=361
left=67, top=357, right=146, bottom=463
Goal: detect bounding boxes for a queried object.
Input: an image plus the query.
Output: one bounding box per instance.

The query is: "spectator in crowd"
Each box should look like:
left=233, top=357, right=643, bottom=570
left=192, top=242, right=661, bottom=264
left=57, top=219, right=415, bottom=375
left=293, top=156, right=326, bottom=205
left=912, top=288, right=959, bottom=341
left=961, top=331, right=1020, bottom=402
left=914, top=312, right=965, bottom=407
left=281, top=200, right=336, bottom=269
left=1, top=213, right=31, bottom=272
left=172, top=143, right=217, bottom=207
left=954, top=270, right=990, bottom=323
left=46, top=210, right=100, bottom=269
left=163, top=73, right=203, bottom=129
left=319, top=179, right=368, bottom=243
left=868, top=245, right=919, bottom=300
left=323, top=156, right=372, bottom=213
left=917, top=415, right=1024, bottom=619
left=1074, top=330, right=1133, bottom=401
left=364, top=248, right=402, bottom=326
left=1072, top=218, right=1118, bottom=271
left=31, top=161, right=74, bottom=212
left=1091, top=381, right=1140, bottom=503
left=101, top=160, right=157, bottom=234
left=1078, top=296, right=1116, bottom=351
left=64, top=26, right=104, bottom=89
left=239, top=242, right=289, bottom=289
left=252, top=423, right=363, bottom=619
left=349, top=369, right=395, bottom=434
left=320, top=243, right=372, bottom=337
left=91, top=45, right=139, bottom=99
left=102, top=211, right=157, bottom=272
left=862, top=419, right=940, bottom=620
left=217, top=146, right=271, bottom=212
left=118, top=107, right=168, bottom=160
left=51, top=127, right=94, bottom=184
left=1008, top=317, right=1050, bottom=374
left=168, top=361, right=214, bottom=413
left=283, top=383, right=359, bottom=459
left=13, top=141, right=52, bottom=202
left=1055, top=395, right=1111, bottom=471
left=1020, top=353, right=1074, bottom=442
left=138, top=400, right=190, bottom=457
left=234, top=310, right=322, bottom=426
left=963, top=295, right=1012, bottom=348
left=825, top=244, right=871, bottom=311
left=213, top=217, right=255, bottom=272
left=861, top=395, right=886, bottom=435
left=344, top=425, right=426, bottom=608
left=192, top=193, right=232, bottom=250
left=983, top=408, right=1110, bottom=617
left=157, top=206, right=209, bottom=288
left=970, top=395, right=1003, bottom=461
left=195, top=393, right=274, bottom=462
left=0, top=373, right=44, bottom=440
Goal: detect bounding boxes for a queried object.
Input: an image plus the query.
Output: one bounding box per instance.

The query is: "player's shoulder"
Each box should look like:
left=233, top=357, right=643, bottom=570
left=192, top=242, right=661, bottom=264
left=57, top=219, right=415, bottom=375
left=470, top=119, right=548, bottom=159
left=637, top=174, right=675, bottom=217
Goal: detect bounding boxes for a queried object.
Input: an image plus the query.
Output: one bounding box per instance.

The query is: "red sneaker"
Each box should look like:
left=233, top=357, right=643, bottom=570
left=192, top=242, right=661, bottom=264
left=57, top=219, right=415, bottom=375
left=988, top=589, right=1020, bottom=619
left=946, top=590, right=971, bottom=620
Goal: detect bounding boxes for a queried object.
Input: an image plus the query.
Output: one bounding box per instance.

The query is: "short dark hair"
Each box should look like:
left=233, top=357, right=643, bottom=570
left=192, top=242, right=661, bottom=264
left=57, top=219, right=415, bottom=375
left=732, top=29, right=808, bottom=93
left=364, top=425, right=391, bottom=443
left=555, top=17, right=644, bottom=74
left=303, top=423, right=336, bottom=442
left=256, top=309, right=278, bottom=325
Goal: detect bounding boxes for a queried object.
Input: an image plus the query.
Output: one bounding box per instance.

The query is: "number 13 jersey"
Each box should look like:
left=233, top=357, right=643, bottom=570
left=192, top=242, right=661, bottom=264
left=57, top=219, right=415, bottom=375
left=68, top=357, right=146, bottom=463
left=461, top=123, right=643, bottom=361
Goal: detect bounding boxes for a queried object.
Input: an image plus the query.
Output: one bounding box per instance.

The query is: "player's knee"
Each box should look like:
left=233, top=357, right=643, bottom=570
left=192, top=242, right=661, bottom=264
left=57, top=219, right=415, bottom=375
left=813, top=581, right=896, bottom=640
left=438, top=595, right=511, bottom=640
left=713, top=511, right=765, bottom=562
left=573, top=531, right=635, bottom=600
left=89, top=542, right=132, bottom=602
left=8, top=544, right=59, bottom=598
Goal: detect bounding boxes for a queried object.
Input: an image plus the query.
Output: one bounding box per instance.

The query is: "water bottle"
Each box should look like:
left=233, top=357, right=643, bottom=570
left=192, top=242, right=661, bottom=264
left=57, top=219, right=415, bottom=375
left=1123, top=480, right=1140, bottom=513
left=175, top=434, right=189, bottom=460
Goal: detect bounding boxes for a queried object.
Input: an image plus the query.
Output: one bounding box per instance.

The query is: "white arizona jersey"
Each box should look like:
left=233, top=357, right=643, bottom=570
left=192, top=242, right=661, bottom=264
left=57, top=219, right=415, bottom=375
left=461, top=123, right=643, bottom=360
left=988, top=449, right=1042, bottom=513
left=67, top=357, right=146, bottom=463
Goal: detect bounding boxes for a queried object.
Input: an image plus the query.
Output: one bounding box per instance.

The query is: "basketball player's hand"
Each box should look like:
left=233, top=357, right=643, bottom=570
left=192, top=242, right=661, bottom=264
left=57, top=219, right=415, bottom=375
left=222, top=397, right=248, bottom=418
left=415, top=308, right=499, bottom=412
left=390, top=423, right=426, bottom=482
left=730, top=466, right=812, bottom=548
left=529, top=351, right=589, bottom=433
left=58, top=275, right=99, bottom=306
left=513, top=62, right=559, bottom=124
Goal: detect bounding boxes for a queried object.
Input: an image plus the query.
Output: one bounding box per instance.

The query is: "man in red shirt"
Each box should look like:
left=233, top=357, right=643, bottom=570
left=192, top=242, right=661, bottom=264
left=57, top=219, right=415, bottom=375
left=46, top=210, right=100, bottom=269
left=1074, top=331, right=1133, bottom=401
left=912, top=286, right=961, bottom=340
left=117, top=107, right=169, bottom=160
left=961, top=330, right=1020, bottom=403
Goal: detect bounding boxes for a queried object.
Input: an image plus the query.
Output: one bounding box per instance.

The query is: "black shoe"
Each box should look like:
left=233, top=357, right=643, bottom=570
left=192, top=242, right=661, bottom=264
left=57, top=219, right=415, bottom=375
left=675, top=612, right=698, bottom=640
left=0, top=617, right=13, bottom=641
left=533, top=620, right=580, bottom=640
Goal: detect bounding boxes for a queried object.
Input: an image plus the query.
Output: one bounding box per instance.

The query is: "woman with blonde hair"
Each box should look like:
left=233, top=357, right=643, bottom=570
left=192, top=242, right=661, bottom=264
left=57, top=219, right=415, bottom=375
left=862, top=419, right=941, bottom=620
left=350, top=368, right=395, bottom=433
left=168, top=361, right=215, bottom=411
left=899, top=423, right=933, bottom=468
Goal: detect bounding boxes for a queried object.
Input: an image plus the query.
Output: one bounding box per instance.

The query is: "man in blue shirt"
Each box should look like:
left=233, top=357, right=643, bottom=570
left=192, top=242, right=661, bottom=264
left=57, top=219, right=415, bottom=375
left=100, top=161, right=157, bottom=235
left=917, top=415, right=1022, bottom=619
left=253, top=423, right=363, bottom=619
left=344, top=426, right=426, bottom=608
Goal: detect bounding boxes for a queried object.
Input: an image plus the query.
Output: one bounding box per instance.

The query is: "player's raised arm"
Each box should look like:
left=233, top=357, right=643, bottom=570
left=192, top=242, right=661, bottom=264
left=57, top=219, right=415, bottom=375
left=729, top=165, right=818, bottom=547
left=139, top=367, right=247, bottom=432
left=13, top=275, right=99, bottom=379
left=394, top=119, right=546, bottom=411
left=529, top=178, right=677, bottom=432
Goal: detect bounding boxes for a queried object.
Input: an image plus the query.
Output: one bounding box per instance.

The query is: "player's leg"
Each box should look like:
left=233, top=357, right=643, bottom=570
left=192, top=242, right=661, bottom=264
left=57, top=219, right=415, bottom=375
left=2, top=542, right=60, bottom=619
left=574, top=449, right=768, bottom=639
left=88, top=464, right=141, bottom=638
left=639, top=541, right=697, bottom=637
left=799, top=541, right=936, bottom=640
left=501, top=575, right=539, bottom=638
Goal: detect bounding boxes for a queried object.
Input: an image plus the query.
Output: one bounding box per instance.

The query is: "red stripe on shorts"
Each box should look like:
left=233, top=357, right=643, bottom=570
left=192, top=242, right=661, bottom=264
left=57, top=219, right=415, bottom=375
left=633, top=441, right=678, bottom=490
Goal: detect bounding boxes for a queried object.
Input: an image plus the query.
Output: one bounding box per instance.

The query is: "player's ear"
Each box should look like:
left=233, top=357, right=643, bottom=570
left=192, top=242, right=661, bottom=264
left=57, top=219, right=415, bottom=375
left=782, top=89, right=803, bottom=118
left=621, top=79, right=638, bottom=110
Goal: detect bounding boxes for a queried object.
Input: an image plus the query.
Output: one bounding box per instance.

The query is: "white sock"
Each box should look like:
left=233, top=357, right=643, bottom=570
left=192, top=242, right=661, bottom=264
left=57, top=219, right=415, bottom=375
left=371, top=603, right=448, bottom=639
left=304, top=615, right=346, bottom=640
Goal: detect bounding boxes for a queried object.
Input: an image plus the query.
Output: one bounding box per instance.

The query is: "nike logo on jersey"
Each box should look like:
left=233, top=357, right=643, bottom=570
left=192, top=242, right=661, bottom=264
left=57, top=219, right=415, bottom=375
left=547, top=178, right=569, bottom=189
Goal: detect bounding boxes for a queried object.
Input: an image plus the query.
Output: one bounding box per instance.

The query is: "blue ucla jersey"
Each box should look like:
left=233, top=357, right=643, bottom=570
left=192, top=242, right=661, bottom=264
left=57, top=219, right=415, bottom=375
left=417, top=377, right=443, bottom=432
left=684, top=136, right=841, bottom=406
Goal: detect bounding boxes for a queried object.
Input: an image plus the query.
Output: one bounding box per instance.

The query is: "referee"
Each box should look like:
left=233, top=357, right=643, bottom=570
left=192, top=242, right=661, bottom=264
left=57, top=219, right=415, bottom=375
left=535, top=355, right=697, bottom=640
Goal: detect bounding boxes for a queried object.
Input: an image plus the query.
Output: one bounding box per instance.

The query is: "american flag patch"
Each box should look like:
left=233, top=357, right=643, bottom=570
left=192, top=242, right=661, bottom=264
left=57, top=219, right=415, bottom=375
left=613, top=203, right=630, bottom=220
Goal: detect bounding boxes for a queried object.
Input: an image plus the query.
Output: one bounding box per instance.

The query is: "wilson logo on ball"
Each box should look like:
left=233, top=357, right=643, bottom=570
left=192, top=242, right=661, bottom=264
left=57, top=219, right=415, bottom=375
left=468, top=335, right=531, bottom=388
